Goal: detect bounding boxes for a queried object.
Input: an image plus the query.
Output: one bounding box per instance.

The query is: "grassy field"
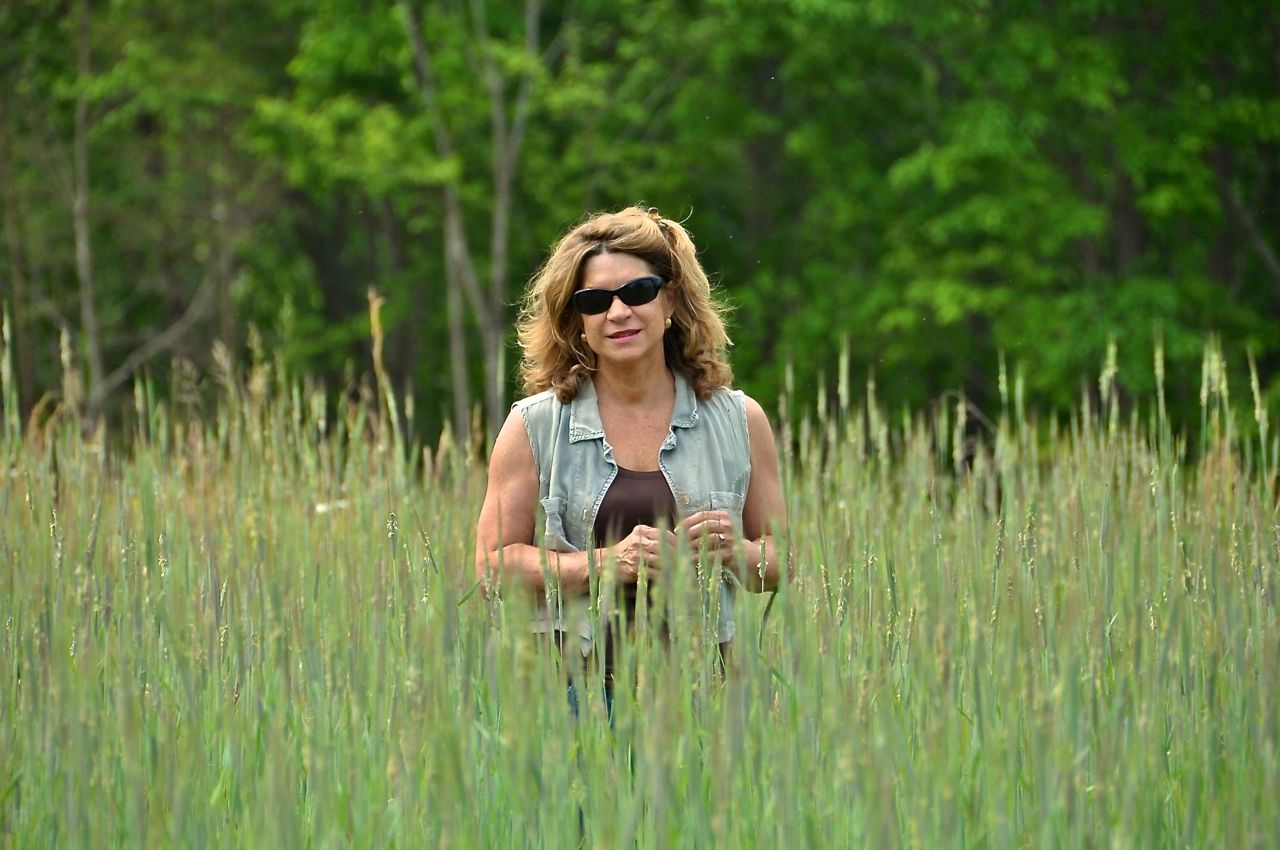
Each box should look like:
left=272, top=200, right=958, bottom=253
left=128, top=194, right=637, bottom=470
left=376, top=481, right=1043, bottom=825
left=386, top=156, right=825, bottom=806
left=1, top=342, right=1277, bottom=848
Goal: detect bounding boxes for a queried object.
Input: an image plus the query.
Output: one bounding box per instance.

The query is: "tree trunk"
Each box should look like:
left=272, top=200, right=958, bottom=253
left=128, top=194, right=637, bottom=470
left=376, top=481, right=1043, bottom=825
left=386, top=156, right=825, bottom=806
left=383, top=199, right=418, bottom=395
left=476, top=0, right=542, bottom=438
left=400, top=0, right=550, bottom=440
left=74, top=0, right=105, bottom=420
left=445, top=232, right=470, bottom=440
left=486, top=165, right=512, bottom=438
left=213, top=156, right=235, bottom=352
left=0, top=99, right=35, bottom=416
left=1108, top=168, right=1146, bottom=276
left=483, top=315, right=504, bottom=440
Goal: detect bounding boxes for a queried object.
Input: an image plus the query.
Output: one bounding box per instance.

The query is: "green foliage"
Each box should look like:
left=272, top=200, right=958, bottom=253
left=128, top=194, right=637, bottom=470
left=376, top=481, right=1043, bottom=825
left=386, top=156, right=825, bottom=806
left=1, top=0, right=1277, bottom=437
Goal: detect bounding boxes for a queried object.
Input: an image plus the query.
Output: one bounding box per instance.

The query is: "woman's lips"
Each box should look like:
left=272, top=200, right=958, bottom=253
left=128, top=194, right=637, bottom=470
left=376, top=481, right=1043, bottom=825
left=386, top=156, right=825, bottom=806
left=607, top=329, right=640, bottom=340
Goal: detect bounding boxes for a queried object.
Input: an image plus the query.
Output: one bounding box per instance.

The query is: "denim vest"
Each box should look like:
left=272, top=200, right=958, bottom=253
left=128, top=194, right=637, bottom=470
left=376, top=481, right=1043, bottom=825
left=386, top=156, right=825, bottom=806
left=514, top=373, right=751, bottom=653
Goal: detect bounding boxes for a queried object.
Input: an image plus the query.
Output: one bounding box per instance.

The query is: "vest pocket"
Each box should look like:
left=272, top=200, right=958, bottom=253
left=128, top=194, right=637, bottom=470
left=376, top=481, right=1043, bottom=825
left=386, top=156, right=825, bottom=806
left=709, top=489, right=745, bottom=525
left=709, top=490, right=744, bottom=506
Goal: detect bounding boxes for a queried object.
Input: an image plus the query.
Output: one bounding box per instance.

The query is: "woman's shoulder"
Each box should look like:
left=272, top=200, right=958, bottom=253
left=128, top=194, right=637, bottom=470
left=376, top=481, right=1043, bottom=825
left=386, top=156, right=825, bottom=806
left=700, top=385, right=772, bottom=437
left=510, top=389, right=572, bottom=448
left=511, top=388, right=561, bottom=415
left=701, top=384, right=749, bottom=415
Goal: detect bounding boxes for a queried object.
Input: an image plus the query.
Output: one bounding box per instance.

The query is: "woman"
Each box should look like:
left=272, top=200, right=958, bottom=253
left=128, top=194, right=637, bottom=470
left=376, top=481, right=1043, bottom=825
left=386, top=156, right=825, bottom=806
left=473, top=206, right=786, bottom=683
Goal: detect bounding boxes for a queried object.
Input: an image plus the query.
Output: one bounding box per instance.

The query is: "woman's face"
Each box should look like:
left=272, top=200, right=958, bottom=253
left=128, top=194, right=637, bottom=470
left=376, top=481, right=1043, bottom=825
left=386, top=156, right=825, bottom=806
left=577, top=251, right=674, bottom=371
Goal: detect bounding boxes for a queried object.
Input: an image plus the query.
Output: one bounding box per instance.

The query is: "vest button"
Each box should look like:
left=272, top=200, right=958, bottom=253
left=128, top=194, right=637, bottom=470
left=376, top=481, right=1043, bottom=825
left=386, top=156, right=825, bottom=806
left=678, top=494, right=690, bottom=508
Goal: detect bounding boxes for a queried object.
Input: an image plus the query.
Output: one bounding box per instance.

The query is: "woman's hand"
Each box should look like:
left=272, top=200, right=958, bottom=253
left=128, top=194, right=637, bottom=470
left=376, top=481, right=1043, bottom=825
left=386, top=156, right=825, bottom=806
left=612, top=524, right=677, bottom=584
left=679, top=510, right=739, bottom=565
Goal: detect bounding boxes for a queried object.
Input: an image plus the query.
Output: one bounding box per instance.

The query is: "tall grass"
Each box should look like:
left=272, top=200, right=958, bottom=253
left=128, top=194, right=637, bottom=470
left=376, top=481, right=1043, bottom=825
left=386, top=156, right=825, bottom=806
left=1, top=326, right=1277, bottom=847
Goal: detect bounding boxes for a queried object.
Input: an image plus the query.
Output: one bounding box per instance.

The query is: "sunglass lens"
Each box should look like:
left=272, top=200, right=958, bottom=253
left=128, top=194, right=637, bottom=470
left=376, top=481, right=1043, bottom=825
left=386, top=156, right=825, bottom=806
left=573, top=276, right=664, bottom=315
left=572, top=289, right=612, bottom=315
left=618, top=277, right=662, bottom=306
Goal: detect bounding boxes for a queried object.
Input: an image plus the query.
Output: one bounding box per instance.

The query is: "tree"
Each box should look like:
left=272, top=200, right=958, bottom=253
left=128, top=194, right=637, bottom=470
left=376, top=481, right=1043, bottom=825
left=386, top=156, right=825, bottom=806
left=1, top=0, right=300, bottom=425
left=3, top=0, right=1277, bottom=437
left=398, top=0, right=553, bottom=436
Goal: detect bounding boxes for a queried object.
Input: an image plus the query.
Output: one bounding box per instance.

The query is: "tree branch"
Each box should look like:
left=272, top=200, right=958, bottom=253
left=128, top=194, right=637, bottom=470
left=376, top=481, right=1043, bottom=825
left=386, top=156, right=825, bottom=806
left=74, top=0, right=105, bottom=401
left=506, top=0, right=542, bottom=173
left=397, top=0, right=486, bottom=320
left=470, top=0, right=508, bottom=312
left=398, top=0, right=459, bottom=161
left=89, top=266, right=216, bottom=408
left=443, top=189, right=486, bottom=321
left=1223, top=178, right=1280, bottom=298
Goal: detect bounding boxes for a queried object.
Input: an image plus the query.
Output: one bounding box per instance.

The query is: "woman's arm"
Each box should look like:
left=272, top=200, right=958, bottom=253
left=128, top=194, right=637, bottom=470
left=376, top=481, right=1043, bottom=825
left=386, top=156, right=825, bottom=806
left=680, top=395, right=789, bottom=592
left=474, top=410, right=669, bottom=596
left=738, top=395, right=789, bottom=592
left=474, top=410, right=592, bottom=596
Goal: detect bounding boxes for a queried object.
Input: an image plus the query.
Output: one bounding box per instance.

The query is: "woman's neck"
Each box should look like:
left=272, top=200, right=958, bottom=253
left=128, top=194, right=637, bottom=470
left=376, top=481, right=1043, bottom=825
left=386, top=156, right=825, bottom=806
left=592, top=358, right=674, bottom=408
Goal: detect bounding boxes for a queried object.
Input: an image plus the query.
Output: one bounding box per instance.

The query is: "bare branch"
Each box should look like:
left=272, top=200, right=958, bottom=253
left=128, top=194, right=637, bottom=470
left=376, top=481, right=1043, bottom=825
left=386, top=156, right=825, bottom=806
left=89, top=267, right=216, bottom=407
left=470, top=0, right=509, bottom=200
left=443, top=189, right=487, bottom=320
left=488, top=0, right=544, bottom=312
left=397, top=0, right=459, bottom=160
left=1224, top=182, right=1280, bottom=297
left=397, top=0, right=486, bottom=318
left=74, top=0, right=104, bottom=397
left=506, top=0, right=543, bottom=171
left=467, top=0, right=501, bottom=104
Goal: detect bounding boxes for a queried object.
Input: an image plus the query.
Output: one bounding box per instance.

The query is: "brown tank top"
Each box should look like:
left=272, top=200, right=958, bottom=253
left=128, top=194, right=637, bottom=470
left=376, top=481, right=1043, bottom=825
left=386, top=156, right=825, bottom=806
left=592, top=467, right=676, bottom=681
left=591, top=467, right=677, bottom=547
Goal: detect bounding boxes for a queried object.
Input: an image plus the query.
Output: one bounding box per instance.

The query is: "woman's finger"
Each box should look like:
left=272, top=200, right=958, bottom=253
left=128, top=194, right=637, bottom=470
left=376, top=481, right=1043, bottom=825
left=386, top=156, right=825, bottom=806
left=696, top=518, right=730, bottom=539
left=694, top=512, right=730, bottom=532
left=677, top=511, right=715, bottom=532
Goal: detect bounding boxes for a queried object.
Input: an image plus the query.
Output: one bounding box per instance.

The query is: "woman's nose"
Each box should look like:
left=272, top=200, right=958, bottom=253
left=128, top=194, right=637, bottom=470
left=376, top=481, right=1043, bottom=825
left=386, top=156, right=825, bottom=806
left=605, top=293, right=633, bottom=319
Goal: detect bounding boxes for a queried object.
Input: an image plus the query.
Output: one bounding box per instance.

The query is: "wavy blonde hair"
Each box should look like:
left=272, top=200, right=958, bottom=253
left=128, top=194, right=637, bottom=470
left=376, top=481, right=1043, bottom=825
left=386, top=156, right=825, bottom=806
left=517, top=206, right=733, bottom=402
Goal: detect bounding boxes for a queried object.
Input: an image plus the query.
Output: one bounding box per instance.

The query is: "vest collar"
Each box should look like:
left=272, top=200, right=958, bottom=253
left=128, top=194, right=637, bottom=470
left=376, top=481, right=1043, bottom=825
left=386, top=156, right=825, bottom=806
left=568, top=372, right=699, bottom=443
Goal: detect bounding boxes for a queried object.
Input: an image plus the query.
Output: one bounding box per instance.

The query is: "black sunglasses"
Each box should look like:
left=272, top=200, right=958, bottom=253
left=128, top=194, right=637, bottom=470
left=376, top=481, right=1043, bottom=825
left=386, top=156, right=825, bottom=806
left=572, top=275, right=665, bottom=315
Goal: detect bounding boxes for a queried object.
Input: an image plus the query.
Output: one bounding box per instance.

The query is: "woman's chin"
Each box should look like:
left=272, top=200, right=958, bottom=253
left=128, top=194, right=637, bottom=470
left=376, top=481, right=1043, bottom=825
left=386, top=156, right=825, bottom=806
left=595, top=344, right=660, bottom=368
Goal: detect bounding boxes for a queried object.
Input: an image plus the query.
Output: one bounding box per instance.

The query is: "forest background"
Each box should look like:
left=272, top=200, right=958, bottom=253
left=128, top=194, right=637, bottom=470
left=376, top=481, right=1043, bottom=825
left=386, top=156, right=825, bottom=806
left=2, top=0, right=1278, bottom=442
